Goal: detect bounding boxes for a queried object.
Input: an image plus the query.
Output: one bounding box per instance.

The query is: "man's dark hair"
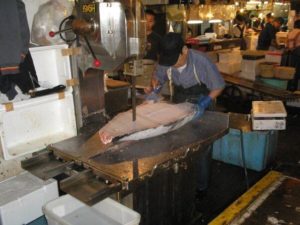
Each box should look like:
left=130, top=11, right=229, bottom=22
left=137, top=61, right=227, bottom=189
left=235, top=14, right=245, bottom=23
left=274, top=17, right=284, bottom=25
left=266, top=13, right=272, bottom=19
left=145, top=9, right=156, bottom=17
left=294, top=20, right=300, bottom=29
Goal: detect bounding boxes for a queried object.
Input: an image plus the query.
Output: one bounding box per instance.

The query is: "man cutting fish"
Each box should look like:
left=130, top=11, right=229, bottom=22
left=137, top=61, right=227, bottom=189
left=146, top=32, right=225, bottom=200
left=146, top=32, right=224, bottom=116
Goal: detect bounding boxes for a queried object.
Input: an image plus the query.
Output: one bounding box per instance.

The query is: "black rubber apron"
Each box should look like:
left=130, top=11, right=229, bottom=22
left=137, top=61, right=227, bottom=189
left=167, top=64, right=212, bottom=191
left=167, top=64, right=209, bottom=104
left=237, top=25, right=247, bottom=50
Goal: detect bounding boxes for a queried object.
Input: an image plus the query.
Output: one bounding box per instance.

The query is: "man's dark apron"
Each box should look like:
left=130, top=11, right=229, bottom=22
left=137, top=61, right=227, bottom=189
left=167, top=64, right=211, bottom=191
left=237, top=25, right=247, bottom=50
left=167, top=64, right=209, bottom=104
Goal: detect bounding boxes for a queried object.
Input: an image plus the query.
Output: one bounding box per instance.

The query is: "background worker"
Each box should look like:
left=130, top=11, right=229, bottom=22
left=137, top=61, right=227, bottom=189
left=285, top=20, right=300, bottom=91
left=146, top=32, right=225, bottom=199
left=144, top=9, right=162, bottom=61
left=257, top=17, right=284, bottom=50
left=232, top=14, right=247, bottom=50
left=287, top=20, right=300, bottom=50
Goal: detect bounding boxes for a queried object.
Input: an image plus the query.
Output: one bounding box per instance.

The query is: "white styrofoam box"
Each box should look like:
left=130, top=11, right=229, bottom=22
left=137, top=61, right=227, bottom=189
left=29, top=44, right=72, bottom=89
left=0, top=44, right=77, bottom=160
left=239, top=71, right=257, bottom=81
left=218, top=51, right=242, bottom=63
left=0, top=92, right=76, bottom=160
left=241, top=58, right=265, bottom=80
left=241, top=58, right=265, bottom=74
left=265, top=51, right=282, bottom=64
left=216, top=62, right=241, bottom=75
left=276, top=32, right=288, bottom=45
left=0, top=172, right=58, bottom=225
left=252, top=101, right=287, bottom=130
left=44, top=194, right=141, bottom=225
left=245, top=35, right=258, bottom=50
left=252, top=101, right=287, bottom=118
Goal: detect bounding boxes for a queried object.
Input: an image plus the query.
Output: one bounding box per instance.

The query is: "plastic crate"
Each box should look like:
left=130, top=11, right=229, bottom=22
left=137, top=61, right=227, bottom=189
left=0, top=172, right=58, bottom=225
left=44, top=194, right=141, bottom=225
left=27, top=216, right=48, bottom=225
left=257, top=77, right=288, bottom=90
left=212, top=128, right=278, bottom=171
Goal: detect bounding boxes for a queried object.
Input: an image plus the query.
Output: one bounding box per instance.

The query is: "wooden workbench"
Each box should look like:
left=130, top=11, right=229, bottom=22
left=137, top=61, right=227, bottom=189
left=221, top=73, right=300, bottom=101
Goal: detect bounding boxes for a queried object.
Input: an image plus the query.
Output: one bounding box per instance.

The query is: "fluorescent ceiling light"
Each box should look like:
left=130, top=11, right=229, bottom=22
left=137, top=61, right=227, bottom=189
left=248, top=1, right=262, bottom=4
left=187, top=20, right=203, bottom=24
left=209, top=19, right=222, bottom=23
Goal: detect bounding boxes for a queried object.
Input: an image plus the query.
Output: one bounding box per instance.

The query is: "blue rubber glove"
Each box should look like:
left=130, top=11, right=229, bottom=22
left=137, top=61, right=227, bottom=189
left=145, top=92, right=159, bottom=102
left=193, top=95, right=212, bottom=120
left=145, top=85, right=163, bottom=102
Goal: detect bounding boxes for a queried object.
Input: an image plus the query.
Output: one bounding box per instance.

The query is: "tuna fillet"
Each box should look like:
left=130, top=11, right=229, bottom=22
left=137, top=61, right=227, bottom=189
left=99, top=102, right=196, bottom=144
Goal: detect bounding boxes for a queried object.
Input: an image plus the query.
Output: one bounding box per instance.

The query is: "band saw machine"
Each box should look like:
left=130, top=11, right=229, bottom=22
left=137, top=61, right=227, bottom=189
left=22, top=1, right=229, bottom=224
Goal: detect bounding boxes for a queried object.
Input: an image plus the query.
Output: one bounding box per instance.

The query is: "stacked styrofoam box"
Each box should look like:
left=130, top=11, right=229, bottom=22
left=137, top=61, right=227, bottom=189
left=240, top=58, right=265, bottom=81
left=245, top=35, right=259, bottom=50
left=274, top=66, right=295, bottom=80
left=216, top=51, right=242, bottom=75
left=0, top=172, right=58, bottom=225
left=276, top=32, right=288, bottom=46
left=44, top=194, right=141, bottom=225
left=265, top=51, right=282, bottom=64
left=0, top=44, right=77, bottom=160
left=216, top=63, right=241, bottom=75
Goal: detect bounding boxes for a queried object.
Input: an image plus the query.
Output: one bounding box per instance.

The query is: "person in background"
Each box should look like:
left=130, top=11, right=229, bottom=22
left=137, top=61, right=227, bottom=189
left=285, top=20, right=300, bottom=91
left=287, top=20, right=300, bottom=50
left=144, top=9, right=161, bottom=61
left=146, top=32, right=225, bottom=200
left=204, top=25, right=214, bottom=34
left=257, top=17, right=284, bottom=50
left=261, top=13, right=274, bottom=30
left=232, top=14, right=247, bottom=50
left=266, top=13, right=274, bottom=23
left=253, top=17, right=262, bottom=31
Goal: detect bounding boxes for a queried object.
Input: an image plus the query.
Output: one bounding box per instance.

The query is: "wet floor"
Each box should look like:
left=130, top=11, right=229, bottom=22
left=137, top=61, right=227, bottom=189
left=196, top=108, right=300, bottom=225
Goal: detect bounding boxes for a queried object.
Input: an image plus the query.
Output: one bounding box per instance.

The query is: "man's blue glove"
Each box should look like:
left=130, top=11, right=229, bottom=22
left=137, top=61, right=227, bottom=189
left=145, top=85, right=162, bottom=102
left=145, top=92, right=160, bottom=102
left=193, top=95, right=212, bottom=120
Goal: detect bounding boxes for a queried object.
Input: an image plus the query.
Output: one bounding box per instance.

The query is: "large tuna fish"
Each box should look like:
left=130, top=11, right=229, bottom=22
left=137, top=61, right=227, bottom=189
left=99, top=102, right=196, bottom=144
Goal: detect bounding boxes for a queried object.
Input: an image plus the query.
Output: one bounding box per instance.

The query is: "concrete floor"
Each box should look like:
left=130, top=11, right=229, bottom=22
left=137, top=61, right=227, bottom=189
left=196, top=108, right=300, bottom=225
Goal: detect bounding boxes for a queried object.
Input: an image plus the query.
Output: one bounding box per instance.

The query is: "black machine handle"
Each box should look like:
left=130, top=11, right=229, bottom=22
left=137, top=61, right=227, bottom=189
left=30, top=85, right=66, bottom=98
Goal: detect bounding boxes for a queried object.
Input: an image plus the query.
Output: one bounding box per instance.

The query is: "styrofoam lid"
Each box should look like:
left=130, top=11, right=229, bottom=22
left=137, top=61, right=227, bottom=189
left=0, top=172, right=55, bottom=206
left=252, top=101, right=287, bottom=117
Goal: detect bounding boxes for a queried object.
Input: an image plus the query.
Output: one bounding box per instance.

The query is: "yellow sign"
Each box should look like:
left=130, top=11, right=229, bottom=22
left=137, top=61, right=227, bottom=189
left=82, top=4, right=96, bottom=13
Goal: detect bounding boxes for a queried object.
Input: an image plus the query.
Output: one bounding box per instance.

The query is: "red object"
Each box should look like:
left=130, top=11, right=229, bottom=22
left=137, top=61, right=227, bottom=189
left=49, top=31, right=56, bottom=37
left=93, top=59, right=101, bottom=67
